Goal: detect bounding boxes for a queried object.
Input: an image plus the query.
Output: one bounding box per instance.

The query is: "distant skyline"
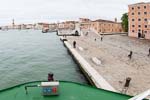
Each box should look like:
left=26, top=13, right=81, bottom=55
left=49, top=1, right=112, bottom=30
left=0, top=0, right=149, bottom=25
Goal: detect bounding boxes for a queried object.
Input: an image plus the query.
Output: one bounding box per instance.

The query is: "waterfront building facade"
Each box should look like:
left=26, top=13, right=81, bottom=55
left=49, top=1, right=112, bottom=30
left=20, top=24, right=27, bottom=29
left=58, top=21, right=76, bottom=30
left=26, top=24, right=35, bottom=29
left=35, top=23, right=44, bottom=30
left=49, top=23, right=57, bottom=30
left=35, top=23, right=49, bottom=30
left=79, top=18, right=123, bottom=33
left=90, top=19, right=123, bottom=33
left=42, top=23, right=49, bottom=30
left=128, top=2, right=150, bottom=39
left=79, top=18, right=91, bottom=30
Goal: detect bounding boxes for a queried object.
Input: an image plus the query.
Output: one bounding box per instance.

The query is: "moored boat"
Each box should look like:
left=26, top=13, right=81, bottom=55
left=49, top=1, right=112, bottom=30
left=42, top=28, right=49, bottom=33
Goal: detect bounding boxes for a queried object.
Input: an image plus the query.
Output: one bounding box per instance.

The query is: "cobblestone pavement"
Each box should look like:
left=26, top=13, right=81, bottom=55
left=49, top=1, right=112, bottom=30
left=66, top=31, right=150, bottom=96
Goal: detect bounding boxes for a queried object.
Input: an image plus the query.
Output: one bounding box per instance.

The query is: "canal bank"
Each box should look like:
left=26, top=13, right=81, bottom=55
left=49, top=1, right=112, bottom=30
left=62, top=29, right=150, bottom=95
left=59, top=36, right=116, bottom=92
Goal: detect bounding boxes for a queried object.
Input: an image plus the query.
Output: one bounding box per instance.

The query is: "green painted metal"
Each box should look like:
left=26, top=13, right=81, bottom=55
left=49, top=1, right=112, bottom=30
left=0, top=81, right=132, bottom=100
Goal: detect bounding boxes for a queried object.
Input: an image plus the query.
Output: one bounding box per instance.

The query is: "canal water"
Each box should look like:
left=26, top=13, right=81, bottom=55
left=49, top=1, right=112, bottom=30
left=0, top=30, right=87, bottom=89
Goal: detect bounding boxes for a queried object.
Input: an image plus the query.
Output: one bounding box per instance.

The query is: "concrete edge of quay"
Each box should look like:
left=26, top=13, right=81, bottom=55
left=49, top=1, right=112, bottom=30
left=60, top=36, right=117, bottom=92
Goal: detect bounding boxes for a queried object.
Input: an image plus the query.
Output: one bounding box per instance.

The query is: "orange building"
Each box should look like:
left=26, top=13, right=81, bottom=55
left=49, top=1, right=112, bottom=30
left=49, top=23, right=57, bottom=30
left=90, top=19, right=123, bottom=33
left=58, top=21, right=76, bottom=30
left=79, top=18, right=91, bottom=30
left=79, top=18, right=123, bottom=33
left=35, top=23, right=49, bottom=30
left=128, top=2, right=150, bottom=39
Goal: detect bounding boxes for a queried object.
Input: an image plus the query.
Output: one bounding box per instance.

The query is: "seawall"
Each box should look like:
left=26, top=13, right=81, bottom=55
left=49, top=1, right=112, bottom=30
left=60, top=37, right=117, bottom=92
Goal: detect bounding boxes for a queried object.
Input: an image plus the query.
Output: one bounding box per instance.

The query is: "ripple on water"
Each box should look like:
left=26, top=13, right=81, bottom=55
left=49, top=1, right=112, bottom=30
left=0, top=30, right=87, bottom=89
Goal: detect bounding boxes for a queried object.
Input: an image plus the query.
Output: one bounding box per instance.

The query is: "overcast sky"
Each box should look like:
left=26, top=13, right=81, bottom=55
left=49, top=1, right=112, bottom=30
left=0, top=0, right=149, bottom=25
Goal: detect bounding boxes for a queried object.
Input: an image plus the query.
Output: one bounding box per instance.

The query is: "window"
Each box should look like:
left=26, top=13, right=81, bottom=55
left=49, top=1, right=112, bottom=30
left=138, top=29, right=141, bottom=32
left=132, top=7, right=134, bottom=10
left=138, top=19, right=141, bottom=21
left=144, top=18, right=147, bottom=21
left=132, top=19, right=134, bottom=21
left=132, top=13, right=134, bottom=15
left=138, top=12, right=140, bottom=15
left=132, top=25, right=135, bottom=27
left=145, top=25, right=147, bottom=28
left=144, top=12, right=147, bottom=15
left=138, top=6, right=140, bottom=9
left=132, top=30, right=134, bottom=32
left=138, top=25, right=141, bottom=27
left=145, top=31, right=147, bottom=33
left=144, top=6, right=146, bottom=9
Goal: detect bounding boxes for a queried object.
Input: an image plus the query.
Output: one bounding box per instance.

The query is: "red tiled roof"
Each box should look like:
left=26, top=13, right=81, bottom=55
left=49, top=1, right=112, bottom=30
left=129, top=2, right=150, bottom=6
left=92, top=19, right=115, bottom=23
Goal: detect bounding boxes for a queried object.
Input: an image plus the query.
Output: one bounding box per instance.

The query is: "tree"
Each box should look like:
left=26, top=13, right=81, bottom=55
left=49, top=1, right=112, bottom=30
left=121, top=13, right=128, bottom=32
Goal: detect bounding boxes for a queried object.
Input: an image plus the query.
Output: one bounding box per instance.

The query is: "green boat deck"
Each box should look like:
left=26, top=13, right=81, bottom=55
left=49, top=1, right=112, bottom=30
left=0, top=81, right=132, bottom=100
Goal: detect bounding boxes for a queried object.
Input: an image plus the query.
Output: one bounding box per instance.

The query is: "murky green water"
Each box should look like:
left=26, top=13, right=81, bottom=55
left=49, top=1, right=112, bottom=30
left=0, top=30, right=87, bottom=89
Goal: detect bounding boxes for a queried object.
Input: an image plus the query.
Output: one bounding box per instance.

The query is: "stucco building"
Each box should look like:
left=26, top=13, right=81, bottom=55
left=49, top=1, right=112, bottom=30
left=58, top=21, right=76, bottom=30
left=79, top=18, right=91, bottom=30
left=128, top=2, right=150, bottom=39
left=90, top=19, right=123, bottom=33
left=49, top=23, right=57, bottom=30
left=35, top=23, right=49, bottom=30
left=79, top=18, right=123, bottom=33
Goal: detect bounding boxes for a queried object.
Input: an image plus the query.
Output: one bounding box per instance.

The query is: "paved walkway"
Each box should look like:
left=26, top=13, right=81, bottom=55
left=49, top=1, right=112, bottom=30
left=64, top=41, right=116, bottom=92
left=65, top=30, right=150, bottom=96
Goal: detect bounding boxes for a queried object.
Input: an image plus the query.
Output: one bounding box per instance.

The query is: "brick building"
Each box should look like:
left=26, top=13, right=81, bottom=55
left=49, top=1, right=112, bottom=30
left=79, top=18, right=91, bottom=30
left=49, top=23, right=57, bottom=30
left=90, top=19, right=123, bottom=33
left=128, top=2, right=150, bottom=39
left=58, top=21, right=76, bottom=30
left=79, top=18, right=123, bottom=33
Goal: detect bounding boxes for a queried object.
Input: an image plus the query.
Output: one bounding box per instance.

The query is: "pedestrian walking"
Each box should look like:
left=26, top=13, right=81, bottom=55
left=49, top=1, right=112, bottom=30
left=85, top=32, right=88, bottom=36
left=73, top=41, right=76, bottom=48
left=100, top=34, right=103, bottom=41
left=128, top=51, right=133, bottom=59
left=101, top=37, right=103, bottom=41
left=148, top=48, right=150, bottom=56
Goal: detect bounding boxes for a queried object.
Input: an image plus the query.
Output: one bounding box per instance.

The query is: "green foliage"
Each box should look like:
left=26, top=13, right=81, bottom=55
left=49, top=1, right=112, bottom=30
left=121, top=13, right=128, bottom=32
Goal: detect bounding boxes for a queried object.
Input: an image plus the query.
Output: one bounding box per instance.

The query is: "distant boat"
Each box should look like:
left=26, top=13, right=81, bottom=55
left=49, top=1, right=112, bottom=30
left=42, top=28, right=49, bottom=33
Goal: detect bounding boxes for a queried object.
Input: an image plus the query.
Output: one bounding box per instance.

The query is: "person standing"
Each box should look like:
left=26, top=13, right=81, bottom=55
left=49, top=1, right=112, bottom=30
left=73, top=41, right=76, bottom=48
left=100, top=34, right=103, bottom=41
left=101, top=37, right=103, bottom=41
left=128, top=51, right=133, bottom=59
left=148, top=48, right=150, bottom=56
